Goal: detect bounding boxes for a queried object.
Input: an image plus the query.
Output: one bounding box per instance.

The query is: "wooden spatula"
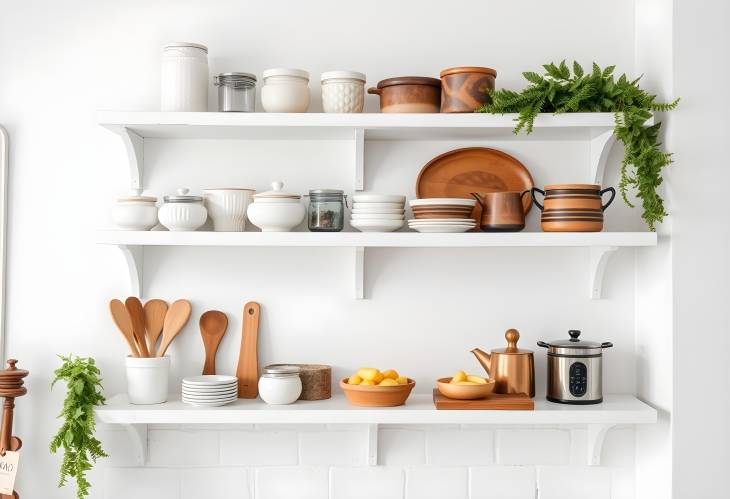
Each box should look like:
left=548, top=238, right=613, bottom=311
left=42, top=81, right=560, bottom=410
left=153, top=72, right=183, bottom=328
left=125, top=297, right=150, bottom=357
left=144, top=299, right=168, bottom=354
left=199, top=310, right=228, bottom=375
left=236, top=301, right=260, bottom=398
left=157, top=299, right=192, bottom=357
left=109, top=299, right=140, bottom=357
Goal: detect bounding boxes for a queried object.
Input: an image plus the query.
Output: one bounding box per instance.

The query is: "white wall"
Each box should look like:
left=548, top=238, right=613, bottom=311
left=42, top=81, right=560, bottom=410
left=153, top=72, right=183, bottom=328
left=0, top=0, right=659, bottom=498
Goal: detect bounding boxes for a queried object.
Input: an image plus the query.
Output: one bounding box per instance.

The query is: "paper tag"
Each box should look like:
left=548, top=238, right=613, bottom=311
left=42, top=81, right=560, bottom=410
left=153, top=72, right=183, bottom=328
left=0, top=451, right=19, bottom=495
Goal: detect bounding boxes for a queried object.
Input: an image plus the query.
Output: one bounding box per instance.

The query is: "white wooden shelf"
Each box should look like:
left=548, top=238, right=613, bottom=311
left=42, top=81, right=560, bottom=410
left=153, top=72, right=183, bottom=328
left=96, top=393, right=657, bottom=466
left=98, top=111, right=643, bottom=190
left=97, top=230, right=656, bottom=300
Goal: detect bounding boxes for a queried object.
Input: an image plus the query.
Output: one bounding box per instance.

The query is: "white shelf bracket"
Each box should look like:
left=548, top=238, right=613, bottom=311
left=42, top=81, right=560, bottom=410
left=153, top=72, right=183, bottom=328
left=587, top=423, right=615, bottom=466
left=353, top=128, right=365, bottom=191
left=353, top=246, right=365, bottom=299
left=589, top=246, right=618, bottom=299
left=366, top=423, right=378, bottom=466
left=589, top=130, right=616, bottom=184
left=117, top=244, right=143, bottom=297
left=123, top=423, right=148, bottom=465
left=110, top=125, right=144, bottom=189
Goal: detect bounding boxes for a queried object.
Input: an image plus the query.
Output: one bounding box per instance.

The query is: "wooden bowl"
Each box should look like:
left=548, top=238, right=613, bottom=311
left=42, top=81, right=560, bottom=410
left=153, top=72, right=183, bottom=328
left=436, top=377, right=495, bottom=400
left=340, top=378, right=416, bottom=407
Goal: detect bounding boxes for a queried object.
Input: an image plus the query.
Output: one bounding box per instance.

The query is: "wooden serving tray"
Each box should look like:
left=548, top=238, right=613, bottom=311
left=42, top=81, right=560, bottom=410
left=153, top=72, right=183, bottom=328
left=432, top=389, right=534, bottom=410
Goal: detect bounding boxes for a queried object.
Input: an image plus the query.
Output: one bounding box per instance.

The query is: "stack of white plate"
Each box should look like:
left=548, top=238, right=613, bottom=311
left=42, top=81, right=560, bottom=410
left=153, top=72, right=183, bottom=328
left=350, top=194, right=406, bottom=232
left=182, top=375, right=238, bottom=407
left=408, top=219, right=477, bottom=233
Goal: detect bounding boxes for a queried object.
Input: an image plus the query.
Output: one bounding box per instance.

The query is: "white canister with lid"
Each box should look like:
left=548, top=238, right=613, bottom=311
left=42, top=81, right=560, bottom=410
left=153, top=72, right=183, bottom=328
left=261, top=68, right=310, bottom=113
left=112, top=189, right=158, bottom=230
left=247, top=181, right=306, bottom=232
left=161, top=42, right=209, bottom=112
left=321, top=71, right=366, bottom=113
left=158, top=188, right=208, bottom=231
left=258, top=365, right=302, bottom=405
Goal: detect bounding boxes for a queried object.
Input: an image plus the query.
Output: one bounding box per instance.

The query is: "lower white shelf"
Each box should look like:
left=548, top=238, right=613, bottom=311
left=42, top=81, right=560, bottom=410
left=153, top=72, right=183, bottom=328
left=96, top=393, right=656, bottom=467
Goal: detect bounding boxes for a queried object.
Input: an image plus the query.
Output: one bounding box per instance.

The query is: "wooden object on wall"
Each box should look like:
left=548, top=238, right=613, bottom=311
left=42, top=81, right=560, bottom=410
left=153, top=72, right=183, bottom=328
left=432, top=389, right=534, bottom=410
left=236, top=302, right=260, bottom=398
left=0, top=359, right=28, bottom=499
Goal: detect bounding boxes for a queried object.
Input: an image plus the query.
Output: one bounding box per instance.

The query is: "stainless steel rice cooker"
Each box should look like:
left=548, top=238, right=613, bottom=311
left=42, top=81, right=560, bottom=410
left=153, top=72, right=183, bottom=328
left=537, top=330, right=612, bottom=404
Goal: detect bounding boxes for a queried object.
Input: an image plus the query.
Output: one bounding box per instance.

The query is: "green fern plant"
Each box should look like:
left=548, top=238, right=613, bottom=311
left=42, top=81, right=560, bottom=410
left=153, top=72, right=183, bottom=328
left=477, top=60, right=679, bottom=230
left=50, top=355, right=108, bottom=499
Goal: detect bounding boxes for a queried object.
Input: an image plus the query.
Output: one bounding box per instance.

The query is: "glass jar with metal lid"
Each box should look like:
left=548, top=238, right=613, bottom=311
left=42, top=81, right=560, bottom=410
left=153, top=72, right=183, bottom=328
left=214, top=72, right=257, bottom=112
left=158, top=188, right=207, bottom=231
left=307, top=189, right=347, bottom=232
left=258, top=365, right=302, bottom=405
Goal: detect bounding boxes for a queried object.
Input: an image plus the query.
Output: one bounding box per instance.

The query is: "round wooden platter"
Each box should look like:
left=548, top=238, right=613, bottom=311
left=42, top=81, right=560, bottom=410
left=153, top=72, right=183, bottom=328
left=416, top=147, right=534, bottom=215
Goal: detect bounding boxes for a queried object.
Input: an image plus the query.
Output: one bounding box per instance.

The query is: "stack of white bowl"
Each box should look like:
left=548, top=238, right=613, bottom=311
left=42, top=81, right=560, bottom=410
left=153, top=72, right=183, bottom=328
left=350, top=194, right=406, bottom=232
left=182, top=375, right=238, bottom=407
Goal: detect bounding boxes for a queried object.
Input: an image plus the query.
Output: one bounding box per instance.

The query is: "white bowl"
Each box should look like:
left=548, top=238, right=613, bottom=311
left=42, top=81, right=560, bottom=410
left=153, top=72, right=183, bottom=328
left=351, top=213, right=404, bottom=220
left=350, top=219, right=404, bottom=232
left=112, top=200, right=158, bottom=231
left=203, top=188, right=255, bottom=232
left=247, top=201, right=305, bottom=232
left=409, top=198, right=476, bottom=207
left=353, top=202, right=404, bottom=210
left=351, top=208, right=405, bottom=214
left=408, top=219, right=476, bottom=224
left=409, top=224, right=474, bottom=233
left=352, top=194, right=406, bottom=203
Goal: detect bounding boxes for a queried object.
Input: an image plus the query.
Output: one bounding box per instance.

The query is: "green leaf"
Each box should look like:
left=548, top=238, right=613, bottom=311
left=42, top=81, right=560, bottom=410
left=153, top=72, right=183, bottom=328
left=522, top=71, right=543, bottom=84
left=573, top=61, right=584, bottom=78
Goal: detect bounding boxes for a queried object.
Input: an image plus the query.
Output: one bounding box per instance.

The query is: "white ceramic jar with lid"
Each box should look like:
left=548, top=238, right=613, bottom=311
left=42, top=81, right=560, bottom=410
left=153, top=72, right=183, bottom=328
left=158, top=188, right=208, bottom=231
left=258, top=365, right=302, bottom=405
left=321, top=71, right=366, bottom=113
left=247, top=181, right=306, bottom=232
left=161, top=42, right=209, bottom=111
left=261, top=68, right=310, bottom=112
left=112, top=189, right=158, bottom=230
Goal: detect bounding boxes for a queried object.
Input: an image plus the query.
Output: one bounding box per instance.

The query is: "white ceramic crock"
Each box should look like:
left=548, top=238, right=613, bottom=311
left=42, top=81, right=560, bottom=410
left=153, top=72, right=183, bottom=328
left=321, top=71, right=366, bottom=113
left=258, top=365, right=302, bottom=405
left=247, top=181, right=305, bottom=232
left=158, top=188, right=208, bottom=231
left=203, top=188, right=256, bottom=231
left=261, top=68, right=310, bottom=113
left=112, top=189, right=158, bottom=230
left=125, top=356, right=170, bottom=405
left=161, top=42, right=209, bottom=112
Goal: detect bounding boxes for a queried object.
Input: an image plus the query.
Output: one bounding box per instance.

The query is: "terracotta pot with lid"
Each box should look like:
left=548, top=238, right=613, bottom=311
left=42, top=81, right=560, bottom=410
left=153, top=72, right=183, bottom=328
left=440, top=66, right=497, bottom=113
left=471, top=329, right=535, bottom=397
left=368, top=76, right=441, bottom=113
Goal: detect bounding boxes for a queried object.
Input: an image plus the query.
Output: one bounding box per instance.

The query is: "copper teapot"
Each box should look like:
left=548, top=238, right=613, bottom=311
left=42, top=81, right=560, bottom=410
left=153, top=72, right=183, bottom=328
left=471, top=329, right=535, bottom=397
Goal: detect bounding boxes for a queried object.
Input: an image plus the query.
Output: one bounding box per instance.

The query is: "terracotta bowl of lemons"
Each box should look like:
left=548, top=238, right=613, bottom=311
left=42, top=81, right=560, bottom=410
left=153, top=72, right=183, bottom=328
left=341, top=368, right=415, bottom=407
left=436, top=372, right=495, bottom=400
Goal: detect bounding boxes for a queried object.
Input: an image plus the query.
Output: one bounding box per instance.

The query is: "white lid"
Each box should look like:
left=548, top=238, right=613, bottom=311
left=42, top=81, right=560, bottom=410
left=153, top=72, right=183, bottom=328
left=321, top=70, right=366, bottom=82
left=253, top=181, right=301, bottom=200
left=118, top=188, right=157, bottom=203
left=163, top=42, right=208, bottom=53
left=262, top=68, right=309, bottom=80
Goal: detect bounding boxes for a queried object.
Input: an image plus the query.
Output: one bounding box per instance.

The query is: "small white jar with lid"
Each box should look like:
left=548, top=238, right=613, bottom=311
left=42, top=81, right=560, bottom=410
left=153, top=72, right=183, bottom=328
left=112, top=189, right=158, bottom=231
left=158, top=188, right=208, bottom=231
left=321, top=71, right=366, bottom=113
left=261, top=68, right=310, bottom=113
left=161, top=42, right=209, bottom=112
left=247, top=181, right=306, bottom=232
left=258, top=365, right=302, bottom=405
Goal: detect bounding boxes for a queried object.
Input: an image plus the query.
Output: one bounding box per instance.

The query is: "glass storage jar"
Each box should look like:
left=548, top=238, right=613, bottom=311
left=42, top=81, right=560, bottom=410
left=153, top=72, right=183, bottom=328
left=214, top=72, right=256, bottom=112
left=161, top=42, right=209, bottom=111
left=258, top=365, right=302, bottom=405
left=308, top=189, right=346, bottom=232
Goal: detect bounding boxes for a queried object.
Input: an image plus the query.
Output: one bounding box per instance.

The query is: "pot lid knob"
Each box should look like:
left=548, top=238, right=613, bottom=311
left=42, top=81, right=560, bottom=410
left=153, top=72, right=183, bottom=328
left=568, top=329, right=581, bottom=342
left=505, top=328, right=520, bottom=351
left=271, top=181, right=284, bottom=192
left=177, top=188, right=190, bottom=196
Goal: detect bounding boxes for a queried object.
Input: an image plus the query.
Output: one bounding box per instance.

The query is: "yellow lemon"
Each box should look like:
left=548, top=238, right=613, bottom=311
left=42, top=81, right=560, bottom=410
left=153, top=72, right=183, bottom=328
left=378, top=378, right=399, bottom=386
left=467, top=375, right=487, bottom=384
left=382, top=369, right=399, bottom=380
left=360, top=379, right=376, bottom=386
left=396, top=376, right=409, bottom=385
left=373, top=371, right=384, bottom=383
left=357, top=368, right=379, bottom=381
left=451, top=371, right=467, bottom=383
left=348, top=375, right=363, bottom=385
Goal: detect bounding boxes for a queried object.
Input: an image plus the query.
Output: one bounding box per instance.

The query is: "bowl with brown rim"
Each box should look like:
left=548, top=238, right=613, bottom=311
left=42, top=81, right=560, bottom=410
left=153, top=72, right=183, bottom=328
left=340, top=377, right=416, bottom=407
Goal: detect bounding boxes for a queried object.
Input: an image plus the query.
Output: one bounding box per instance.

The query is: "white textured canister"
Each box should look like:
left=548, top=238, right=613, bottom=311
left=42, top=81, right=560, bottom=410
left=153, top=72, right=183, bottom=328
left=321, top=71, right=366, bottom=113
left=161, top=42, right=209, bottom=112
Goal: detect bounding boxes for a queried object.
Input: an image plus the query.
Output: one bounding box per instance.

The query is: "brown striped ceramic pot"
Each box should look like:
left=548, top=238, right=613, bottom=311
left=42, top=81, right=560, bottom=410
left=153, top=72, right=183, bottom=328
left=531, top=184, right=616, bottom=232
left=440, top=66, right=497, bottom=113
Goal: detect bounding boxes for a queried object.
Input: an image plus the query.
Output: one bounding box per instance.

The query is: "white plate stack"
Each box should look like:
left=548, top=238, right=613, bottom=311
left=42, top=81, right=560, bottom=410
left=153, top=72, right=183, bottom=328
left=350, top=194, right=406, bottom=232
left=182, top=375, right=238, bottom=407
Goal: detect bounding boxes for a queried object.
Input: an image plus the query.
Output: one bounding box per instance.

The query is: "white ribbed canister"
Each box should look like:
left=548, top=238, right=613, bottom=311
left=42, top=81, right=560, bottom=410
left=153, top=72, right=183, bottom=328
left=321, top=71, right=366, bottom=113
left=161, top=42, right=209, bottom=111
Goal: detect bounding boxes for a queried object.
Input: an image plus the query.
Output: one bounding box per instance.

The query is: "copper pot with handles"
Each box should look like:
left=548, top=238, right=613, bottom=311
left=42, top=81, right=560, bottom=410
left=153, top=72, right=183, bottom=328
left=471, top=329, right=535, bottom=397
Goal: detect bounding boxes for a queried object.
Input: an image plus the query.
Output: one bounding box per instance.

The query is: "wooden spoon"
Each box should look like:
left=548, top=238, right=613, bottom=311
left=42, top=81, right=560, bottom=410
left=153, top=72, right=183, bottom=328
left=199, top=310, right=228, bottom=375
left=125, top=297, right=150, bottom=357
left=236, top=301, right=260, bottom=398
left=157, top=299, right=192, bottom=357
left=109, top=299, right=140, bottom=357
left=144, top=299, right=168, bottom=355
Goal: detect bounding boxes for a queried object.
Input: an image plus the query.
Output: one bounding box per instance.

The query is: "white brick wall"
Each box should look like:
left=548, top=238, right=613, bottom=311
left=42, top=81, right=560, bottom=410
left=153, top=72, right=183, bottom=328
left=99, top=426, right=634, bottom=499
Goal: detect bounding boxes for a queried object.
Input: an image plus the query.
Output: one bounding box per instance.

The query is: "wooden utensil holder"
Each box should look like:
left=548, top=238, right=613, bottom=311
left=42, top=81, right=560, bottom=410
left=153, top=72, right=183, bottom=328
left=0, top=359, right=29, bottom=499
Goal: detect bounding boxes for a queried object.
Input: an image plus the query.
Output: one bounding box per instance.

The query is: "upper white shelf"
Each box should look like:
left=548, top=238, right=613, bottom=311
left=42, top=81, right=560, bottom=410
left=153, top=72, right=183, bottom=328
left=98, top=111, right=621, bottom=141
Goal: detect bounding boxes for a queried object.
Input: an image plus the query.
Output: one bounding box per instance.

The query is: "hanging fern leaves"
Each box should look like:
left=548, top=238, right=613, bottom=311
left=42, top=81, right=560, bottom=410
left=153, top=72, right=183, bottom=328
left=50, top=355, right=108, bottom=499
left=478, top=60, right=679, bottom=230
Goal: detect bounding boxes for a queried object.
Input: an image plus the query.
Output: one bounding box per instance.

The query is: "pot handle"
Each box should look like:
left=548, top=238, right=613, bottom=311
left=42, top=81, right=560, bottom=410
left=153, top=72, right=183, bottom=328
left=470, top=192, right=484, bottom=207
left=600, top=187, right=616, bottom=211
left=537, top=340, right=550, bottom=348
left=601, top=341, right=614, bottom=349
left=367, top=87, right=381, bottom=95
left=531, top=188, right=545, bottom=211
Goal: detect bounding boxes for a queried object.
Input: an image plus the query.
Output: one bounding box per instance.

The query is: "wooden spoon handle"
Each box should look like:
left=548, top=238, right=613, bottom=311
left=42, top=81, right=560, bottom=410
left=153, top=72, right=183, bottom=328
left=237, top=302, right=260, bottom=398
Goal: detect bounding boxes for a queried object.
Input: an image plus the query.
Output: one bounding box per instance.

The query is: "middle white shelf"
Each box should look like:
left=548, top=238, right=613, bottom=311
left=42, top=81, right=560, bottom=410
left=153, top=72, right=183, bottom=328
left=97, top=230, right=657, bottom=299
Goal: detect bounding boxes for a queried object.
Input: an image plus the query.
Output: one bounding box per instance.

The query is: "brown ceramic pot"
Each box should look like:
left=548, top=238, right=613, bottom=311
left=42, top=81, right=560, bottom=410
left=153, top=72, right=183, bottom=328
left=471, top=191, right=529, bottom=231
left=440, top=66, right=497, bottom=113
left=531, top=184, right=616, bottom=232
left=368, top=76, right=441, bottom=113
